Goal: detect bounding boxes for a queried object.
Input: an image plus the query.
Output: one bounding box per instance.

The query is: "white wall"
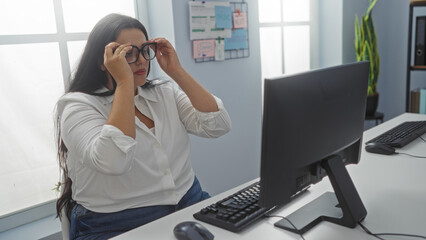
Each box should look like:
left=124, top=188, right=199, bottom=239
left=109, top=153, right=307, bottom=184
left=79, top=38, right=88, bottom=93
left=170, top=0, right=262, bottom=195
left=145, top=0, right=176, bottom=78
left=319, top=0, right=343, bottom=68
left=374, top=0, right=410, bottom=120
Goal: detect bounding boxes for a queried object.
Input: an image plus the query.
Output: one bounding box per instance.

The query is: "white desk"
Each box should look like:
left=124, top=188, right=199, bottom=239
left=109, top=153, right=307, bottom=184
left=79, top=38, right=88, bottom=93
left=114, top=113, right=426, bottom=240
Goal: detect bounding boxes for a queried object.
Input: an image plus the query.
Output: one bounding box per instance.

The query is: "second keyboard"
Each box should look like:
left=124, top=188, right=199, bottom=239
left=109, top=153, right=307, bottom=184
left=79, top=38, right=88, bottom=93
left=366, top=120, right=426, bottom=148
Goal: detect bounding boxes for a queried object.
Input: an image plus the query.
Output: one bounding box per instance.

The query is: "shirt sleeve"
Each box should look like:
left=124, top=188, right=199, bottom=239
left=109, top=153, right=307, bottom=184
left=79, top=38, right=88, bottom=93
left=60, top=100, right=137, bottom=175
left=174, top=85, right=232, bottom=138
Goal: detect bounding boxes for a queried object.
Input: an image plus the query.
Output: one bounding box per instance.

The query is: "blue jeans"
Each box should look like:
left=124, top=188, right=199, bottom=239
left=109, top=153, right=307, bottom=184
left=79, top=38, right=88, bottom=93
left=70, top=177, right=210, bottom=240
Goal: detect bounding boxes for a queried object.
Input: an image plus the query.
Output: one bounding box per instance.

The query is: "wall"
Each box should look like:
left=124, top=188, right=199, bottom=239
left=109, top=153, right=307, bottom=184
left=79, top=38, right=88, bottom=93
left=171, top=0, right=262, bottom=195
left=146, top=0, right=176, bottom=78
left=373, top=0, right=410, bottom=120
left=319, top=0, right=343, bottom=68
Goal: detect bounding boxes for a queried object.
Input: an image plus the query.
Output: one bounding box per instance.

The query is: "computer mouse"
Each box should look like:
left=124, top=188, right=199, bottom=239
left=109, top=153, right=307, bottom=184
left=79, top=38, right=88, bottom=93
left=173, top=221, right=214, bottom=240
left=365, top=142, right=396, bottom=155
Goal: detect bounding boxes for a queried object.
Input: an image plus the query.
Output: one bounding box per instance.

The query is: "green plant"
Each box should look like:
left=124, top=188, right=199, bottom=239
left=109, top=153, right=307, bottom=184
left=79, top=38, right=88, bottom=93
left=355, top=0, right=380, bottom=96
left=52, top=181, right=62, bottom=192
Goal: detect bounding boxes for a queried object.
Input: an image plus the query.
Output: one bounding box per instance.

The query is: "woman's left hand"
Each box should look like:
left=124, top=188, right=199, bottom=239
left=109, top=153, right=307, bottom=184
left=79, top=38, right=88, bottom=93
left=149, top=39, right=218, bottom=113
left=149, top=38, right=183, bottom=77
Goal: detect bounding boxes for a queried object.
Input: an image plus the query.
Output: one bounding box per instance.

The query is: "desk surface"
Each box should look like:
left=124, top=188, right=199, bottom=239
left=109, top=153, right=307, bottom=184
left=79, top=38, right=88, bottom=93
left=114, top=113, right=426, bottom=240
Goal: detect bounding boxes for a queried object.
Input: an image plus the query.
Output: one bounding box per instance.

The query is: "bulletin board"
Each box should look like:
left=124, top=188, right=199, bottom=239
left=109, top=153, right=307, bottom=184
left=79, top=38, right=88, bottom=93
left=189, top=1, right=249, bottom=63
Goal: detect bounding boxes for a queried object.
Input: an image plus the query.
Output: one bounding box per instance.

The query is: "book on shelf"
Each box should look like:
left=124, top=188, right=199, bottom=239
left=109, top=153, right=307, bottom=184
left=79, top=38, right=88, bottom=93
left=411, top=88, right=421, bottom=113
left=421, top=88, right=426, bottom=114
left=411, top=88, right=426, bottom=114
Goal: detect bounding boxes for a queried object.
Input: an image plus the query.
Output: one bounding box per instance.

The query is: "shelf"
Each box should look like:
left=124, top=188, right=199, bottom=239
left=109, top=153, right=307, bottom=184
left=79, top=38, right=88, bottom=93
left=410, top=65, right=426, bottom=70
left=411, top=0, right=426, bottom=6
left=406, top=2, right=426, bottom=111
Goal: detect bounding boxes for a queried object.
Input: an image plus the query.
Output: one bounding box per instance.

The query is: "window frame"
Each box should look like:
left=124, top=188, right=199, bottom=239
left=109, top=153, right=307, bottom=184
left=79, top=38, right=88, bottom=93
left=258, top=0, right=319, bottom=76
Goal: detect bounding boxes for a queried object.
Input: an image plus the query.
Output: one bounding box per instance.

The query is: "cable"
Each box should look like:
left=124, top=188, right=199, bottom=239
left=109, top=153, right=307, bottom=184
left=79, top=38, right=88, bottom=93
left=264, top=214, right=306, bottom=240
left=359, top=222, right=426, bottom=239
left=393, top=132, right=426, bottom=158
left=396, top=152, right=426, bottom=158
left=415, top=133, right=426, bottom=143
left=358, top=222, right=386, bottom=240
left=265, top=214, right=426, bottom=239
left=390, top=132, right=426, bottom=158
left=412, top=131, right=426, bottom=141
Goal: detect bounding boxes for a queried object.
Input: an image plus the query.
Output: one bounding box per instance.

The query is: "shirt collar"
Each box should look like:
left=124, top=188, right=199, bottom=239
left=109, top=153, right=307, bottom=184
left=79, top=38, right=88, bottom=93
left=137, top=86, right=158, bottom=102
left=95, top=87, right=114, bottom=105
left=96, top=86, right=158, bottom=105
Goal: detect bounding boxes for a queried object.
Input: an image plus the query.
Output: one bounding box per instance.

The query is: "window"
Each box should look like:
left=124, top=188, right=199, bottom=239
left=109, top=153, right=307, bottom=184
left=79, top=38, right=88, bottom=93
left=258, top=0, right=316, bottom=80
left=0, top=0, right=138, bottom=219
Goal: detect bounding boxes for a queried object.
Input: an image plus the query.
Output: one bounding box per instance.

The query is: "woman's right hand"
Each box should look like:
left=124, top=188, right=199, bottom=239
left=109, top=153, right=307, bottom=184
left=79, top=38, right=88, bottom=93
left=104, top=42, right=137, bottom=138
left=103, top=42, right=134, bottom=87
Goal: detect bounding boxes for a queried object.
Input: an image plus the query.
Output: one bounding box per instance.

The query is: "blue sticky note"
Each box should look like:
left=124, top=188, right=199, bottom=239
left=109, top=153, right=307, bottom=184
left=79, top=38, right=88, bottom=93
left=215, top=6, right=232, bottom=29
left=225, top=29, right=248, bottom=50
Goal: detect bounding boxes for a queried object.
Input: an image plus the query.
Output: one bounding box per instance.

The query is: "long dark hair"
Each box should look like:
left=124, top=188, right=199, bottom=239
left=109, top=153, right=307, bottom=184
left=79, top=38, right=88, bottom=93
left=55, top=13, right=150, bottom=221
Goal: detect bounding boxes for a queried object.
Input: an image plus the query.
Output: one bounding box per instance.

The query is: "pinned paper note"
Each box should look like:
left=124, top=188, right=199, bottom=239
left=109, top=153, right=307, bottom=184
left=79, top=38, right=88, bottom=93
left=189, top=1, right=231, bottom=40
left=233, top=12, right=247, bottom=29
left=215, top=6, right=232, bottom=28
left=225, top=29, right=248, bottom=50
left=215, top=38, right=225, bottom=61
left=193, top=39, right=215, bottom=59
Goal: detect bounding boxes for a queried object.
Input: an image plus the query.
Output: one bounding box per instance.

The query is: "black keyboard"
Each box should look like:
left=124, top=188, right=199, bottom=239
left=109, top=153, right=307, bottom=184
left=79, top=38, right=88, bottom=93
left=366, top=121, right=426, bottom=148
left=193, top=181, right=272, bottom=232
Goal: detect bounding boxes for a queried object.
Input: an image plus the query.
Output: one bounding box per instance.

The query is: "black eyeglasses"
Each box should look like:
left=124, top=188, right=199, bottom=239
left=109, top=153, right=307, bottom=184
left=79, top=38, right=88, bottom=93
left=125, top=42, right=157, bottom=64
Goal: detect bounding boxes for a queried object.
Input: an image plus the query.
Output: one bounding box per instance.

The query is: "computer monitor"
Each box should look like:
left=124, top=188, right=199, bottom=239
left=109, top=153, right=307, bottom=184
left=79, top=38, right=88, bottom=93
left=259, top=61, right=370, bottom=234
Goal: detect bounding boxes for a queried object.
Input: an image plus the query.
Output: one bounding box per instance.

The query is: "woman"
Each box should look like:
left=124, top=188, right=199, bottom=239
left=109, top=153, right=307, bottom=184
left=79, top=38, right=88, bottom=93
left=55, top=13, right=231, bottom=239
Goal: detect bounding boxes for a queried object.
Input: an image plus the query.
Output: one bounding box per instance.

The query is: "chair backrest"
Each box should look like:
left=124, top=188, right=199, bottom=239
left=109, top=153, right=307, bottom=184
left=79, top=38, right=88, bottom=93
left=60, top=174, right=70, bottom=240
left=61, top=207, right=70, bottom=240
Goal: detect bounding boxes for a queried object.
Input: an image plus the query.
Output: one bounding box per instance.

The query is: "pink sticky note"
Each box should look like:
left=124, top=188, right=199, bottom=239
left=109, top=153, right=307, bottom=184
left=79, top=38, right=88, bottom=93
left=193, top=40, right=215, bottom=59
left=233, top=12, right=247, bottom=29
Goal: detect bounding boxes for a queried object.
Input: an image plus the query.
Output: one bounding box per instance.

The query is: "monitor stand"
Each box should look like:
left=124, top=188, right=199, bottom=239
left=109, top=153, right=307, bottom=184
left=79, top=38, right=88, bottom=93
left=274, top=155, right=367, bottom=234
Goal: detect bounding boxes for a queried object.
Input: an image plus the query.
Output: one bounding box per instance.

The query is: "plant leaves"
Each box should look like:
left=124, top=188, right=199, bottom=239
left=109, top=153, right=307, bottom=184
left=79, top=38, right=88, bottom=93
left=365, top=0, right=378, bottom=20
left=355, top=0, right=380, bottom=96
left=355, top=15, right=362, bottom=61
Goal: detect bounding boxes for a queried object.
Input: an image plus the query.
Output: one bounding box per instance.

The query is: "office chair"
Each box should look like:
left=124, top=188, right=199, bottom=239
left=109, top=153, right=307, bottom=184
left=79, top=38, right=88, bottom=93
left=61, top=207, right=70, bottom=240
left=59, top=175, right=70, bottom=240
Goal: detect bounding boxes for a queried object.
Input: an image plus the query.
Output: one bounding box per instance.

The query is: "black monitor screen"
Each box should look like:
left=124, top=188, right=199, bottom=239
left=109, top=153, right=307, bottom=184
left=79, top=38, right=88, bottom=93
left=259, top=62, right=369, bottom=234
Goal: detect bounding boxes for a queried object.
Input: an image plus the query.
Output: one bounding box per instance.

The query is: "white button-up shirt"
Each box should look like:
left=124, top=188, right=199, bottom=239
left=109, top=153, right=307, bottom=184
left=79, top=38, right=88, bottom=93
left=57, top=82, right=231, bottom=213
